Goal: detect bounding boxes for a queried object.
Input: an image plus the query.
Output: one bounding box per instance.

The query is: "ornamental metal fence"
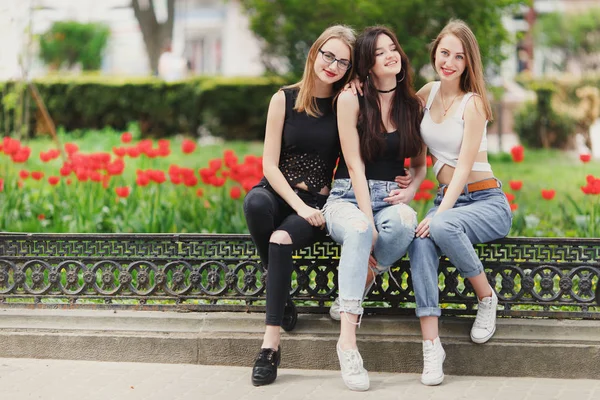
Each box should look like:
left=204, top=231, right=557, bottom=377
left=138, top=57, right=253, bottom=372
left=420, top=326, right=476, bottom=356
left=0, top=233, right=598, bottom=319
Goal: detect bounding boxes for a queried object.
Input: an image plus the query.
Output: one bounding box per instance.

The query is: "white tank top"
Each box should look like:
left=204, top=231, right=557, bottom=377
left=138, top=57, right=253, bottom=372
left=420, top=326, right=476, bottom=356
left=420, top=81, right=491, bottom=178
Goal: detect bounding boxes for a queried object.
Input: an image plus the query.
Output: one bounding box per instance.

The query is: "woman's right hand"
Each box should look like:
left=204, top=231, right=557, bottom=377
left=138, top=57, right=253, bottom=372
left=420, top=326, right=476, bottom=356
left=298, top=205, right=325, bottom=228
left=344, top=77, right=363, bottom=96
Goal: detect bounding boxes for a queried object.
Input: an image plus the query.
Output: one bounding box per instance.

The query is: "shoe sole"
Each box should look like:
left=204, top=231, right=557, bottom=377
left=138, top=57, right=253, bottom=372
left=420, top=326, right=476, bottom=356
left=252, top=374, right=277, bottom=386
left=344, top=381, right=370, bottom=391
left=470, top=324, right=496, bottom=344
left=421, top=374, right=444, bottom=386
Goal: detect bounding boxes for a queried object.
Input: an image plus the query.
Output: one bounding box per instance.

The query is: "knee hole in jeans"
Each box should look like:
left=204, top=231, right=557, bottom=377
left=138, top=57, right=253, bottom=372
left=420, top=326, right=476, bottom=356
left=269, top=230, right=292, bottom=245
left=396, top=205, right=418, bottom=228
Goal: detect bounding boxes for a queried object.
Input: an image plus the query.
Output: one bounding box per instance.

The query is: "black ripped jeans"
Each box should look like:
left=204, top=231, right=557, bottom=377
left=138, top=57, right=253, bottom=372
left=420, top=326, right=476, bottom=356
left=243, top=179, right=327, bottom=326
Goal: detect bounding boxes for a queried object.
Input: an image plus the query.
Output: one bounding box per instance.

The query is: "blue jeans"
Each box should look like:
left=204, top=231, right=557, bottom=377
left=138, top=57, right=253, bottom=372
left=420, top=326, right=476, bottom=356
left=408, top=180, right=512, bottom=317
left=324, top=179, right=418, bottom=316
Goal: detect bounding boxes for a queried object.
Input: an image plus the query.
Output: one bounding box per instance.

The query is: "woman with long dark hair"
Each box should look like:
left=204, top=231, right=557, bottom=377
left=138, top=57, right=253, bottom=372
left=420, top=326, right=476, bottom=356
left=323, top=26, right=427, bottom=391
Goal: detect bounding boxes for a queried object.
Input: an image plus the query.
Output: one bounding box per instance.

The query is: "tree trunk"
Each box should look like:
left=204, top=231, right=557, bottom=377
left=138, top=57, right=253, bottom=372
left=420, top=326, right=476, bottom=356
left=131, top=0, right=176, bottom=75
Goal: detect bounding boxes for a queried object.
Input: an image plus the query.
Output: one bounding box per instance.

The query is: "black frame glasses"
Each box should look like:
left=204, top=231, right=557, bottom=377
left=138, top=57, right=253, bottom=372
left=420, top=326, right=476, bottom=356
left=318, top=49, right=351, bottom=71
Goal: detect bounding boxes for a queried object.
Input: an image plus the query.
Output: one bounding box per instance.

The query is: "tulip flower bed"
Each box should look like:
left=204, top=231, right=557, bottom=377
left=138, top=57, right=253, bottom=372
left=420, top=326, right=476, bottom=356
left=0, top=128, right=263, bottom=233
left=0, top=128, right=599, bottom=237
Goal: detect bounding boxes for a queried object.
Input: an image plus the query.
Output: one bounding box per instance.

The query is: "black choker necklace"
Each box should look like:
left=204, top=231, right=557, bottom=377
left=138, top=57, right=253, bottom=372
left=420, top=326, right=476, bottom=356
left=377, top=86, right=397, bottom=93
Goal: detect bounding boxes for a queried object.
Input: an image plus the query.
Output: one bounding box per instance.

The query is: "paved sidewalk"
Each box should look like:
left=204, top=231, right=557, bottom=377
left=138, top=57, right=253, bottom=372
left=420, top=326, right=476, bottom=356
left=0, top=358, right=597, bottom=400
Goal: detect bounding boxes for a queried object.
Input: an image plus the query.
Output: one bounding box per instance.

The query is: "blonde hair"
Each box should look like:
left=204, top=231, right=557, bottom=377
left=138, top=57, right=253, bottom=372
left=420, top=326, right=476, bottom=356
left=430, top=19, right=493, bottom=121
left=287, top=25, right=356, bottom=117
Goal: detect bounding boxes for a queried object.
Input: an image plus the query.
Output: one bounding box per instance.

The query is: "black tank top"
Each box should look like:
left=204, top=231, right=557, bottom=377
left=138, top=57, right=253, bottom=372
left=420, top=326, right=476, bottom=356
left=334, top=96, right=406, bottom=181
left=265, top=87, right=340, bottom=193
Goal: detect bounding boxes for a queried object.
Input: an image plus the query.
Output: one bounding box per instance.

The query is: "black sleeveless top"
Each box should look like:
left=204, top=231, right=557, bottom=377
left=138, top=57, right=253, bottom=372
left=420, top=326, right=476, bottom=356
left=334, top=95, right=407, bottom=182
left=267, top=87, right=340, bottom=193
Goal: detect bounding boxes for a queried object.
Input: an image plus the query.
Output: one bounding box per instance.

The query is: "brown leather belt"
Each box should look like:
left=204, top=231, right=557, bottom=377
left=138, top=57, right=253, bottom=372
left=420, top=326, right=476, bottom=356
left=441, top=178, right=499, bottom=195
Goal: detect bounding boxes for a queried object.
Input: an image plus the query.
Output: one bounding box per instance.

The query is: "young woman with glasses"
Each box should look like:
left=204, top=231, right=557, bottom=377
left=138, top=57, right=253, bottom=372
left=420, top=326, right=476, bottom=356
left=243, top=25, right=356, bottom=387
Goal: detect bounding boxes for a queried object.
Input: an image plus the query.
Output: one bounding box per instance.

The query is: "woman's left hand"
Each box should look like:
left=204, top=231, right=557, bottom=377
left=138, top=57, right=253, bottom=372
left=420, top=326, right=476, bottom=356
left=415, top=217, right=432, bottom=238
left=384, top=188, right=414, bottom=205
left=394, top=169, right=412, bottom=188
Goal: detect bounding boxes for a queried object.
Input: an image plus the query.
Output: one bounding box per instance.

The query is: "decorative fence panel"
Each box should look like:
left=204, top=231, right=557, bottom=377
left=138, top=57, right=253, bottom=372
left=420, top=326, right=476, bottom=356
left=0, top=233, right=598, bottom=319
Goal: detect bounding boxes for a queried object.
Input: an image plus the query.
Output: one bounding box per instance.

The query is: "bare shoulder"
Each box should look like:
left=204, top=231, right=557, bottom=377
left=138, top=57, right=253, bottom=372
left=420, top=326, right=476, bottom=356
left=416, top=81, right=436, bottom=100
left=463, top=93, right=486, bottom=119
left=271, top=89, right=286, bottom=105
left=337, top=90, right=359, bottom=110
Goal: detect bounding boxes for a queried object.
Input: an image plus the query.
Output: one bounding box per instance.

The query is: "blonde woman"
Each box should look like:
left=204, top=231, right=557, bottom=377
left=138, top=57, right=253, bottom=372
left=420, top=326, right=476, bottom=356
left=243, top=25, right=356, bottom=386
left=409, top=20, right=512, bottom=385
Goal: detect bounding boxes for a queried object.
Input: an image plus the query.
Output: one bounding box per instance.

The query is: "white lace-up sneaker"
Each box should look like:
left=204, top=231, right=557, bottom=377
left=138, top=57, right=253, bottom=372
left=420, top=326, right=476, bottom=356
left=329, top=297, right=342, bottom=321
left=336, top=342, right=370, bottom=391
left=470, top=289, right=498, bottom=344
left=421, top=337, right=445, bottom=386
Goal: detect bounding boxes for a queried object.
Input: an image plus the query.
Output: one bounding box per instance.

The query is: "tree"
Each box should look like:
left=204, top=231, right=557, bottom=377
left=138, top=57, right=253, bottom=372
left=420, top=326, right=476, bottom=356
left=131, top=0, right=175, bottom=75
left=241, top=0, right=525, bottom=83
left=535, top=9, right=600, bottom=72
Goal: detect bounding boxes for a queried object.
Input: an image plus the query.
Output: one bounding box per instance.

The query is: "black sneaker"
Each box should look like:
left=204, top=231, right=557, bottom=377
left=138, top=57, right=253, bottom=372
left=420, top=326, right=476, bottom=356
left=281, top=299, right=298, bottom=332
left=251, top=347, right=281, bottom=386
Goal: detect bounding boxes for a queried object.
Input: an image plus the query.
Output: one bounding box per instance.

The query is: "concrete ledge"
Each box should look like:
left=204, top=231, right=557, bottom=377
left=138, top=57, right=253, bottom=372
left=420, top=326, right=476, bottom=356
left=0, top=308, right=599, bottom=379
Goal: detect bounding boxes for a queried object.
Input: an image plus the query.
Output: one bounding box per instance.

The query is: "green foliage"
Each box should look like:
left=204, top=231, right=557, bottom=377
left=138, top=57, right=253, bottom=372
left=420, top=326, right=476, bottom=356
left=241, top=0, right=526, bottom=82
left=0, top=76, right=289, bottom=140
left=513, top=100, right=576, bottom=149
left=535, top=8, right=600, bottom=70
left=39, top=21, right=110, bottom=70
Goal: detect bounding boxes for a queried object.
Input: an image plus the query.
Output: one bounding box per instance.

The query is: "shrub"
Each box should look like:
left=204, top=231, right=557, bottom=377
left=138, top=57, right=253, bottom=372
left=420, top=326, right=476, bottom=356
left=39, top=21, right=110, bottom=70
left=0, top=76, right=290, bottom=139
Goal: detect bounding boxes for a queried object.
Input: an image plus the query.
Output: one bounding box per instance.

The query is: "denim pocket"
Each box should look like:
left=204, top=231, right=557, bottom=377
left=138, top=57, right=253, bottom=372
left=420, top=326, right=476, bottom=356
left=329, top=179, right=351, bottom=198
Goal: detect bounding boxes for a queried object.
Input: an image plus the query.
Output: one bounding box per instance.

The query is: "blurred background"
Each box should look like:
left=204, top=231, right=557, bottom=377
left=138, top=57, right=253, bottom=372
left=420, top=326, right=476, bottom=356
left=0, top=0, right=599, bottom=236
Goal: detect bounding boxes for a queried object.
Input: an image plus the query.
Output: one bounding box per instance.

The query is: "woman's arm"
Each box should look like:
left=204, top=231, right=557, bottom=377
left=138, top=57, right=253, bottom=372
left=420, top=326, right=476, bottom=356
left=385, top=144, right=427, bottom=205
left=435, top=95, right=487, bottom=214
left=337, top=91, right=374, bottom=232
left=262, top=90, right=325, bottom=227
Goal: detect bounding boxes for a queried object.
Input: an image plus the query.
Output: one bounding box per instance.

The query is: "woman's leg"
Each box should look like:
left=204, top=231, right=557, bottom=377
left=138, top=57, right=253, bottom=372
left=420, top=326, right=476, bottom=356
left=408, top=210, right=446, bottom=386
left=324, top=200, right=372, bottom=391
left=428, top=192, right=512, bottom=343
left=372, top=203, right=418, bottom=275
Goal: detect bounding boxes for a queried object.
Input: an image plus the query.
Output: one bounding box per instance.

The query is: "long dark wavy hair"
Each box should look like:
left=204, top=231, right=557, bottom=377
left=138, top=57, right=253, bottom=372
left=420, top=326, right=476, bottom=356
left=356, top=26, right=423, bottom=162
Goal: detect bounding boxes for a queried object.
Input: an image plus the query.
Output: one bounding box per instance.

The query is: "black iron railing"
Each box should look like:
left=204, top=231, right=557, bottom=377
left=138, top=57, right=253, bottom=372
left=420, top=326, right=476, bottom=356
left=0, top=233, right=598, bottom=318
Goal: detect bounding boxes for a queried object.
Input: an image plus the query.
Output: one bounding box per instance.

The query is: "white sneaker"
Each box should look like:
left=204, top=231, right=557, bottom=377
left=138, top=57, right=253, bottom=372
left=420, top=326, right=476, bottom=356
left=470, top=289, right=498, bottom=344
left=329, top=297, right=341, bottom=321
left=336, top=342, right=370, bottom=391
left=421, top=337, right=445, bottom=386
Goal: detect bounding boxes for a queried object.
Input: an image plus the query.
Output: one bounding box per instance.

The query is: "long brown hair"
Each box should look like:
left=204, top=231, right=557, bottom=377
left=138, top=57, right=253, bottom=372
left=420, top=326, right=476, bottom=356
left=286, top=25, right=356, bottom=117
left=430, top=19, right=493, bottom=121
left=355, top=26, right=423, bottom=162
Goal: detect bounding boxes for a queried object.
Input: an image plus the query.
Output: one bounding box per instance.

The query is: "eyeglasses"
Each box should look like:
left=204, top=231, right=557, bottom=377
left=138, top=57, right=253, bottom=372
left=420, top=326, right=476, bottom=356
left=318, top=49, right=352, bottom=71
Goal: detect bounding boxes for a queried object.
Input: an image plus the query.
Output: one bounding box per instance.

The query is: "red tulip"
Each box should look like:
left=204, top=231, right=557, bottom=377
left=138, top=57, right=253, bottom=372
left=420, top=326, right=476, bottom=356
left=510, top=203, right=518, bottom=211
left=31, top=171, right=44, bottom=180
left=509, top=180, right=523, bottom=191
left=19, top=170, right=29, bottom=179
left=426, top=155, right=433, bottom=167
left=580, top=153, right=591, bottom=163
left=419, top=179, right=435, bottom=191
left=196, top=188, right=204, bottom=197
left=115, top=186, right=131, bottom=198
left=209, top=159, right=222, bottom=171
left=48, top=176, right=60, bottom=186
left=182, top=139, right=197, bottom=154
left=541, top=189, right=556, bottom=200
left=0, top=178, right=3, bottom=192
left=64, top=143, right=79, bottom=155
left=230, top=186, right=242, bottom=200
left=37, top=214, right=45, bottom=221
left=504, top=192, right=515, bottom=203
left=510, top=145, right=524, bottom=163
left=121, top=132, right=133, bottom=143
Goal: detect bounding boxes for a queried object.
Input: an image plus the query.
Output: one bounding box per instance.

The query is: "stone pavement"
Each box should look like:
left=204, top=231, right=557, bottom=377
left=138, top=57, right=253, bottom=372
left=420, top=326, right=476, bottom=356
left=0, top=358, right=597, bottom=400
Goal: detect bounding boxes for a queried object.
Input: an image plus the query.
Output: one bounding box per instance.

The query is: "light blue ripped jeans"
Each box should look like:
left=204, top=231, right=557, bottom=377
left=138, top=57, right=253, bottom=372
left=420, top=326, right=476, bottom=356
left=323, top=178, right=418, bottom=316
